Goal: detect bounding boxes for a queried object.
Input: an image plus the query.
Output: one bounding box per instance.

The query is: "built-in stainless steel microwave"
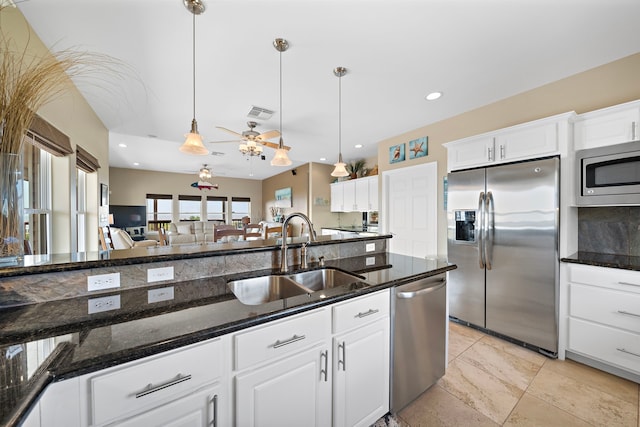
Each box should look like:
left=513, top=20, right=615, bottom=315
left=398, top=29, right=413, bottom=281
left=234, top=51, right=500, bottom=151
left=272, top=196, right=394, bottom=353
left=576, top=140, right=640, bottom=205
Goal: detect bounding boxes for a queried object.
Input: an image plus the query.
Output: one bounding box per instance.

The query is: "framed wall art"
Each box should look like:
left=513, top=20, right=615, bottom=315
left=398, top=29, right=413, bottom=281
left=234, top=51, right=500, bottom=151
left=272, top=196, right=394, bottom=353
left=389, top=143, right=405, bottom=164
left=275, top=187, right=292, bottom=208
left=409, top=136, right=428, bottom=159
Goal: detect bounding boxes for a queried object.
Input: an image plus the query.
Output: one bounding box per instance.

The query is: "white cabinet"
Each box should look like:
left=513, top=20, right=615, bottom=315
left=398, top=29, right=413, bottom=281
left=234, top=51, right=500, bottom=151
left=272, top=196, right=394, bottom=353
left=331, top=290, right=390, bottom=427
left=330, top=176, right=378, bottom=212
left=233, top=308, right=332, bottom=427
left=444, top=113, right=572, bottom=172
left=574, top=100, right=640, bottom=150
left=566, top=264, right=640, bottom=381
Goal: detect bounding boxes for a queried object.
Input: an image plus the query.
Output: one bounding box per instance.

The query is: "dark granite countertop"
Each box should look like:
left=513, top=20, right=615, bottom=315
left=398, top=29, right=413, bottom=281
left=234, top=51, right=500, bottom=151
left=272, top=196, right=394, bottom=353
left=0, top=252, right=455, bottom=426
left=561, top=252, right=640, bottom=271
left=321, top=226, right=373, bottom=233
left=0, top=234, right=390, bottom=278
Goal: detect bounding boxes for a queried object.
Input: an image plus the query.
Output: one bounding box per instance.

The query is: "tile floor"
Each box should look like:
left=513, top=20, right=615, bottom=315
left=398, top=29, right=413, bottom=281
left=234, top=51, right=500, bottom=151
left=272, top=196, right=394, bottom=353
left=395, top=321, right=640, bottom=427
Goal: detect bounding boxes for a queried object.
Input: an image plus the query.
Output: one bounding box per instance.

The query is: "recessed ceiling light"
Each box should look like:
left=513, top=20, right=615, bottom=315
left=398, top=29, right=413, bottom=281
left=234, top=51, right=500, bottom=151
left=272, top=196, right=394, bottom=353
left=355, top=144, right=363, bottom=149
left=133, top=162, right=140, bottom=166
left=320, top=157, right=327, bottom=161
left=118, top=143, right=127, bottom=148
left=425, top=92, right=442, bottom=101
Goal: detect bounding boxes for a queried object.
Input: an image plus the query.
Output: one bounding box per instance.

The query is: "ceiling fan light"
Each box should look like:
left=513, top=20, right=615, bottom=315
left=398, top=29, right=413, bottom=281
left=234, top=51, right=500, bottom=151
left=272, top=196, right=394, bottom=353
left=271, top=148, right=292, bottom=166
left=331, top=161, right=349, bottom=177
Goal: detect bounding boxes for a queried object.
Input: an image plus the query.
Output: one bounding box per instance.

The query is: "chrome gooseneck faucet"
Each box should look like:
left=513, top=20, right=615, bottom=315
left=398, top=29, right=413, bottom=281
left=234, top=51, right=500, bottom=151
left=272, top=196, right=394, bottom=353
left=280, top=212, right=316, bottom=273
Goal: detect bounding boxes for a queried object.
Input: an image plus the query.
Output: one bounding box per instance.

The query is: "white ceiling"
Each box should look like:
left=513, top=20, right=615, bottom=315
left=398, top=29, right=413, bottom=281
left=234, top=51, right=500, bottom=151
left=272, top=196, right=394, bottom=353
left=16, top=0, right=640, bottom=180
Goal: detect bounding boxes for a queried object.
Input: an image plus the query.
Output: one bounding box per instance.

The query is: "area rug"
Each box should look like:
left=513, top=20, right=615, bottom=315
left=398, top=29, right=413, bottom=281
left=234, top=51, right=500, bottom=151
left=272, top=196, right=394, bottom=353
left=371, top=413, right=402, bottom=427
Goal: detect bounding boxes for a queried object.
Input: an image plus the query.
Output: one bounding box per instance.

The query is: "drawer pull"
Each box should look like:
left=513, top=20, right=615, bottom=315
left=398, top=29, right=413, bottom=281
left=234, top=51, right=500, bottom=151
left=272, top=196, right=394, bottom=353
left=616, top=347, right=640, bottom=358
left=135, top=374, right=192, bottom=398
left=617, top=310, right=640, bottom=318
left=320, top=350, right=328, bottom=382
left=355, top=308, right=379, bottom=318
left=272, top=334, right=306, bottom=348
left=618, top=281, right=640, bottom=288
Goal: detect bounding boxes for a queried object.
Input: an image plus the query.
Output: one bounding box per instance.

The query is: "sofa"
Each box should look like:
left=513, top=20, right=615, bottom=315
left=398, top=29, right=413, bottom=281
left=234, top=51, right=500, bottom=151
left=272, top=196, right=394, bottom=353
left=167, top=221, right=215, bottom=245
left=110, top=227, right=158, bottom=249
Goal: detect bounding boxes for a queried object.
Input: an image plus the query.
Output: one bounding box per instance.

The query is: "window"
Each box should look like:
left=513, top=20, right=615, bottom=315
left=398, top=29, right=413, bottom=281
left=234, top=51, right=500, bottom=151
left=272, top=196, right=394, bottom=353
left=146, top=194, right=172, bottom=230
left=76, top=169, right=87, bottom=252
left=231, top=197, right=250, bottom=228
left=179, top=195, right=202, bottom=221
left=22, top=139, right=52, bottom=255
left=206, top=196, right=226, bottom=222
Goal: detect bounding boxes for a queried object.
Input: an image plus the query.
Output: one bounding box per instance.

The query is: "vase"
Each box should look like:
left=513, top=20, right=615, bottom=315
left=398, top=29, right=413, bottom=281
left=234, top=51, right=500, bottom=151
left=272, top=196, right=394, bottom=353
left=0, top=153, right=25, bottom=265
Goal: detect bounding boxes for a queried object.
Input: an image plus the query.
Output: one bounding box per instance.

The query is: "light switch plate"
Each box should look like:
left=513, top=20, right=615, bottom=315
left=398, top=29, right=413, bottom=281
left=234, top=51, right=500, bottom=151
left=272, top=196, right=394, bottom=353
left=87, top=272, right=120, bottom=292
left=365, top=243, right=375, bottom=252
left=148, top=286, right=175, bottom=304
left=147, top=266, right=174, bottom=283
left=88, top=295, right=121, bottom=314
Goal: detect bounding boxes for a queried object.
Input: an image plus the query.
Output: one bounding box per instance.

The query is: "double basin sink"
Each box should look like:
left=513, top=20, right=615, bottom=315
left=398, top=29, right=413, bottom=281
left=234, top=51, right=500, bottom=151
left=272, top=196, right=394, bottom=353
left=228, top=268, right=368, bottom=305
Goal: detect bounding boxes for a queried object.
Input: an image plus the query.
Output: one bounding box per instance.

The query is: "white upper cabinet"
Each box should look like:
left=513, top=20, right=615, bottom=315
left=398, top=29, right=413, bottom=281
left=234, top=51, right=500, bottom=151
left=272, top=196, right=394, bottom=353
left=330, top=176, right=378, bottom=212
left=444, top=112, right=573, bottom=172
left=574, top=100, right=640, bottom=151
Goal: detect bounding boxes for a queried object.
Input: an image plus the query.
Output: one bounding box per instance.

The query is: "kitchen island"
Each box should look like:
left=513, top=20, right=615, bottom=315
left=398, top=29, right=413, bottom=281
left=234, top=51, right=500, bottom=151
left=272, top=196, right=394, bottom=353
left=0, top=235, right=454, bottom=426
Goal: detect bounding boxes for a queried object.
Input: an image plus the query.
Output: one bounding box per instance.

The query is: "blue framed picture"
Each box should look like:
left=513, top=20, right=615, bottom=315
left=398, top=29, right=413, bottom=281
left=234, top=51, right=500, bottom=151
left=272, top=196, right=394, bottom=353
left=389, top=144, right=405, bottom=163
left=409, top=136, right=428, bottom=159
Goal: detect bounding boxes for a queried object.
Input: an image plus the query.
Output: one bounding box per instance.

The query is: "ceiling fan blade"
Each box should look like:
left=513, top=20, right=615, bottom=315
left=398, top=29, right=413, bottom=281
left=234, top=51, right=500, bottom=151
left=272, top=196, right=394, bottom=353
left=257, top=130, right=280, bottom=140
left=261, top=141, right=291, bottom=151
left=208, top=139, right=242, bottom=144
left=215, top=126, right=243, bottom=137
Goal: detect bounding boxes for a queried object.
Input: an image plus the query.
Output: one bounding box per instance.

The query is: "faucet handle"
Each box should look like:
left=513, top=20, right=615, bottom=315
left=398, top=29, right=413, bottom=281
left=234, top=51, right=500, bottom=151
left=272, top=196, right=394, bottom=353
left=318, top=256, right=325, bottom=267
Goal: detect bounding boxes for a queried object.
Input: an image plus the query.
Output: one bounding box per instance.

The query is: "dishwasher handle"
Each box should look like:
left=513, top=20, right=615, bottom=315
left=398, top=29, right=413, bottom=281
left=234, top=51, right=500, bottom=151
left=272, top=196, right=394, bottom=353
left=396, top=279, right=446, bottom=299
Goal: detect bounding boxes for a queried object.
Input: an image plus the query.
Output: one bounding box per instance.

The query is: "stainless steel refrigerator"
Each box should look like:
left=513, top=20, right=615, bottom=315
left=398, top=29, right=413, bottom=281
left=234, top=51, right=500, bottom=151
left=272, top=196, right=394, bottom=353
left=447, top=156, right=559, bottom=356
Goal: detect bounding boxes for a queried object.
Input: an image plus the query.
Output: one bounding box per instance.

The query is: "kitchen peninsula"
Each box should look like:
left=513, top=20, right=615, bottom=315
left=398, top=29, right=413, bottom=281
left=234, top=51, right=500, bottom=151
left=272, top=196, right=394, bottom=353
left=0, top=234, right=455, bottom=426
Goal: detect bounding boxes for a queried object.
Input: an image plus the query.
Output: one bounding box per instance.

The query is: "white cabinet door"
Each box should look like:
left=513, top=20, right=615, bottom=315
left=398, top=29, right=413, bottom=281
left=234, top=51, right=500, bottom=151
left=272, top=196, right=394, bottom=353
left=333, top=318, right=390, bottom=427
left=367, top=176, right=379, bottom=211
left=445, top=136, right=494, bottom=171
left=330, top=183, right=344, bottom=212
left=114, top=384, right=223, bottom=427
left=355, top=179, right=369, bottom=211
left=494, top=122, right=558, bottom=163
left=575, top=104, right=640, bottom=150
left=235, top=344, right=331, bottom=427
left=342, top=180, right=357, bottom=212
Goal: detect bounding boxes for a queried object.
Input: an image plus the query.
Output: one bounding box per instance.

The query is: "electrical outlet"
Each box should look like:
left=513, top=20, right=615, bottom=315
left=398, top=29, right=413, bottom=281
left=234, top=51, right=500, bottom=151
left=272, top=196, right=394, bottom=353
left=148, top=286, right=175, bottom=304
left=147, top=266, right=174, bottom=283
left=88, top=295, right=121, bottom=314
left=366, top=256, right=376, bottom=266
left=87, top=272, right=120, bottom=291
left=365, top=243, right=375, bottom=252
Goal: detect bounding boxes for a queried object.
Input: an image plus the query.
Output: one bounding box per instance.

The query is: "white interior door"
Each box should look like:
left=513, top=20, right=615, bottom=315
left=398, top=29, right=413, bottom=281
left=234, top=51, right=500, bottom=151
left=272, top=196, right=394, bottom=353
left=382, top=162, right=437, bottom=257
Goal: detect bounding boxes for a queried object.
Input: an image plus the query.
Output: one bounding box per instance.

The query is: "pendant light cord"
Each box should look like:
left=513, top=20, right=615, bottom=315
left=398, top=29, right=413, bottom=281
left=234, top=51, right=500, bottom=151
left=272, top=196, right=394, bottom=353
left=192, top=11, right=196, bottom=122
left=279, top=48, right=283, bottom=140
left=338, top=72, right=342, bottom=158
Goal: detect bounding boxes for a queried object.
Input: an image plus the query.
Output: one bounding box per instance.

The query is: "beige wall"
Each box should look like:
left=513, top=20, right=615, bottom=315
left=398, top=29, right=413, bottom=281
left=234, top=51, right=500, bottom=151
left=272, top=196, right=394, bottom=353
left=109, top=167, right=263, bottom=223
left=377, top=52, right=640, bottom=256
left=3, top=7, right=109, bottom=253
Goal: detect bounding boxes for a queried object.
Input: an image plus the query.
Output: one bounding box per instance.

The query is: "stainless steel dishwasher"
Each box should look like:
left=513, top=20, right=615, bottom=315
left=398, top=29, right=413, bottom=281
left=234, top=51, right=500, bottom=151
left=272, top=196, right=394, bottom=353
left=390, top=273, right=447, bottom=413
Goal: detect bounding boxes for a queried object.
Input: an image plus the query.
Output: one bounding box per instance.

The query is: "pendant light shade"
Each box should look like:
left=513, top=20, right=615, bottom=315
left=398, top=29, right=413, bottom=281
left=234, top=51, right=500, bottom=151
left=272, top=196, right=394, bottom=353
left=271, top=38, right=292, bottom=167
left=331, top=66, right=349, bottom=177
left=179, top=0, right=209, bottom=156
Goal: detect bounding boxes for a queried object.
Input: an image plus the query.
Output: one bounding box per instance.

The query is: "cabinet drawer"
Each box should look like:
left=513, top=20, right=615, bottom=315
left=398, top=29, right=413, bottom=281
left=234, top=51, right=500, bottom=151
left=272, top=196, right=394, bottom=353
left=569, top=318, right=640, bottom=376
left=568, top=264, right=640, bottom=294
left=234, top=308, right=330, bottom=371
left=90, top=339, right=222, bottom=425
left=570, top=284, right=640, bottom=333
left=332, top=289, right=389, bottom=334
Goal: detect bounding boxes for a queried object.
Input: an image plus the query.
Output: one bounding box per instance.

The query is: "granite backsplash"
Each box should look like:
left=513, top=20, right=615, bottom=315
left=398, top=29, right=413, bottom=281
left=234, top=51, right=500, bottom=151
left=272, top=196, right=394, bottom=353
left=578, top=206, right=640, bottom=255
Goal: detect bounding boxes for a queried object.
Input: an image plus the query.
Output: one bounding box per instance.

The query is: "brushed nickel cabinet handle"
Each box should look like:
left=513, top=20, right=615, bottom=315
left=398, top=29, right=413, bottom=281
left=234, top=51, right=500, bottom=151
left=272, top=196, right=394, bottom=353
left=617, top=310, right=640, bottom=318
left=500, top=144, right=505, bottom=159
left=135, top=374, right=192, bottom=398
left=355, top=308, right=379, bottom=318
left=320, top=350, right=329, bottom=382
left=338, top=341, right=346, bottom=371
left=618, top=281, right=640, bottom=288
left=212, top=394, right=218, bottom=427
left=272, top=334, right=306, bottom=348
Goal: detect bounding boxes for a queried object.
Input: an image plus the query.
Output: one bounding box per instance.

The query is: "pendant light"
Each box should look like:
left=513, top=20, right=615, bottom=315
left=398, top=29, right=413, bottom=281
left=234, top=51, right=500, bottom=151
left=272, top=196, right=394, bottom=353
left=271, top=38, right=292, bottom=166
left=179, top=0, right=209, bottom=156
left=331, top=66, right=349, bottom=177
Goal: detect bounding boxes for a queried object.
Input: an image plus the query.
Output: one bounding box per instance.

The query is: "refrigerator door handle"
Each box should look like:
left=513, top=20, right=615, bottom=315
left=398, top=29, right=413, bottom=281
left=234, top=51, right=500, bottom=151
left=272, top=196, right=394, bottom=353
left=485, top=191, right=494, bottom=270
left=477, top=192, right=486, bottom=269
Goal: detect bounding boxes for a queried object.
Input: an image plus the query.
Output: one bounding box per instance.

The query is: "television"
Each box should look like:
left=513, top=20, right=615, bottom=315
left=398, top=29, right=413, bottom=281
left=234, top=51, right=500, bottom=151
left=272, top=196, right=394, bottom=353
left=109, top=205, right=147, bottom=228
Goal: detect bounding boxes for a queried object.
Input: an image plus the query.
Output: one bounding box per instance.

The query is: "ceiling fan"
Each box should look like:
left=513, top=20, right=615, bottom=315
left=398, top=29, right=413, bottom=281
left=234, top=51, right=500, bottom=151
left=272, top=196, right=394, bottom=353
left=210, top=121, right=291, bottom=152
